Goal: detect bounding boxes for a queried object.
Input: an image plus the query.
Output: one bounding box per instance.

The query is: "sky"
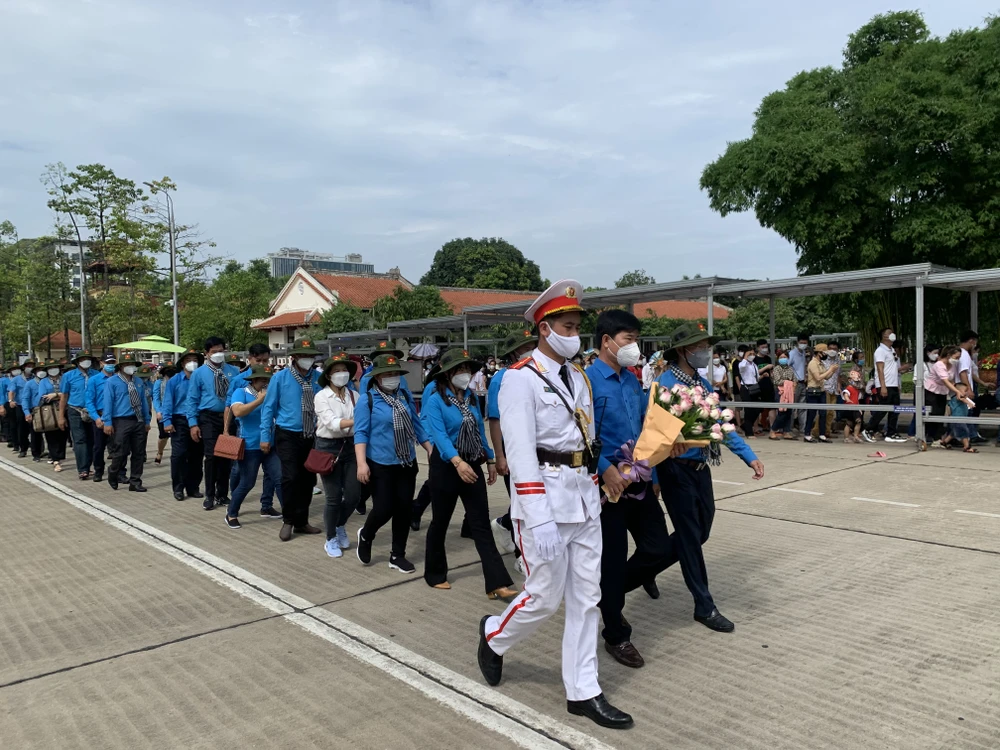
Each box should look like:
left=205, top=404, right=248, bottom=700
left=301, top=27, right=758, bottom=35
left=1, top=0, right=996, bottom=288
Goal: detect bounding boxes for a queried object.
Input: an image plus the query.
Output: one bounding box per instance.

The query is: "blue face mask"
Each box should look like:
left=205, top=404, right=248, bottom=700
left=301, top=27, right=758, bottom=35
left=858, top=359, right=866, bottom=367
left=778, top=357, right=789, bottom=366
left=103, top=364, right=115, bottom=374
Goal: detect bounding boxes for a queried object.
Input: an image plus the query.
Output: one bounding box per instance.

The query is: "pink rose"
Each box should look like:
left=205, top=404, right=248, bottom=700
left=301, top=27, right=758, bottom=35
left=721, top=422, right=735, bottom=433
left=721, top=408, right=734, bottom=421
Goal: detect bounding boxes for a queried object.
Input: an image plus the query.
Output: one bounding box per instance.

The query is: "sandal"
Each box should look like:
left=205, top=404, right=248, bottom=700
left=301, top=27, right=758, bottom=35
left=154, top=452, right=163, bottom=465
left=53, top=462, right=62, bottom=472
left=964, top=447, right=979, bottom=453
left=783, top=433, right=797, bottom=440
left=432, top=582, right=451, bottom=590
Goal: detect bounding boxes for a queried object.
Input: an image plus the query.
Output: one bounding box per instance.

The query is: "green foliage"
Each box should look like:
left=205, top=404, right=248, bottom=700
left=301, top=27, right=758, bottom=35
left=179, top=261, right=272, bottom=350
left=714, top=297, right=851, bottom=342
left=615, top=270, right=656, bottom=288
left=637, top=314, right=693, bottom=338
left=421, top=238, right=545, bottom=291
left=311, top=302, right=372, bottom=336
left=371, top=285, right=453, bottom=328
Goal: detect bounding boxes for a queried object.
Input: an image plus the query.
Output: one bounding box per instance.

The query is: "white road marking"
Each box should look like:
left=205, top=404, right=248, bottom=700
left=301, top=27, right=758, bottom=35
left=954, top=510, right=1000, bottom=519
left=772, top=487, right=824, bottom=496
left=713, top=480, right=745, bottom=486
left=0, top=456, right=614, bottom=750
left=852, top=496, right=921, bottom=508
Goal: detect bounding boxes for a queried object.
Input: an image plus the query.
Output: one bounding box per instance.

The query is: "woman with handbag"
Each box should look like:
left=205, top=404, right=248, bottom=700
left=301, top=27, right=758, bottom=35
left=354, top=354, right=432, bottom=573
left=421, top=349, right=516, bottom=601
left=225, top=365, right=281, bottom=529
left=314, top=352, right=361, bottom=559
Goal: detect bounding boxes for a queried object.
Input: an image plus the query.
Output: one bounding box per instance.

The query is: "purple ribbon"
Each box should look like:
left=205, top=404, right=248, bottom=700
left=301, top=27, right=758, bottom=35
left=601, top=441, right=652, bottom=504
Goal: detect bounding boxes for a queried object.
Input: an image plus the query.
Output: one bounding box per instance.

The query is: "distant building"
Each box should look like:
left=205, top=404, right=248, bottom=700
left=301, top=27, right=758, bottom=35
left=267, top=248, right=374, bottom=278
left=17, top=238, right=91, bottom=291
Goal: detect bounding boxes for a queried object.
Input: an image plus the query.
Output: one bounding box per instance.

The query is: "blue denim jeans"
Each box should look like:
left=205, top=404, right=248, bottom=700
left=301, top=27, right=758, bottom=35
left=230, top=452, right=276, bottom=504
left=227, top=449, right=283, bottom=517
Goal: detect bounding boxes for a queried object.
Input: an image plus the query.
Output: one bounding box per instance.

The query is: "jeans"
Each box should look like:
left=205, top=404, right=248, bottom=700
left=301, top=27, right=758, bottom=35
left=362, top=461, right=417, bottom=559
left=866, top=387, right=901, bottom=436
left=68, top=409, right=93, bottom=474
left=274, top=427, right=316, bottom=528
left=772, top=408, right=793, bottom=434
left=804, top=391, right=827, bottom=437
left=317, top=437, right=359, bottom=539
left=810, top=392, right=837, bottom=437
left=227, top=449, right=283, bottom=517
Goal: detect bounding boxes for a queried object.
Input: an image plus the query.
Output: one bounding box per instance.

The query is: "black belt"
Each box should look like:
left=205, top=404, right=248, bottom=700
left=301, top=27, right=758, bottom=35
left=673, top=458, right=708, bottom=471
left=536, top=448, right=586, bottom=468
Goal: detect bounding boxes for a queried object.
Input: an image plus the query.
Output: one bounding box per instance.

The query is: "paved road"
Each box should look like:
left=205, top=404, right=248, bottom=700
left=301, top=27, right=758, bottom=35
left=1, top=438, right=998, bottom=749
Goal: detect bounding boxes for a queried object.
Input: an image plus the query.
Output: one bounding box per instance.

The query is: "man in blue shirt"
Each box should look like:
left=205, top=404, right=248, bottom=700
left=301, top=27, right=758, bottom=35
left=654, top=324, right=765, bottom=634
left=86, top=354, right=118, bottom=482
left=9, top=360, right=35, bottom=458
left=260, top=337, right=323, bottom=541
left=586, top=310, right=677, bottom=670
left=224, top=343, right=276, bottom=510
left=59, top=349, right=96, bottom=479
left=185, top=336, right=241, bottom=510
left=102, top=351, right=151, bottom=492
left=787, top=332, right=810, bottom=436
left=163, top=349, right=205, bottom=501
left=0, top=366, right=10, bottom=449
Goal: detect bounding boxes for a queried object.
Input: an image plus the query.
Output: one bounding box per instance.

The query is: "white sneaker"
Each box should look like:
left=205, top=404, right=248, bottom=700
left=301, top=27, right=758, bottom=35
left=324, top=539, right=343, bottom=558
left=885, top=434, right=907, bottom=443
left=514, top=556, right=527, bottom=577
left=312, top=486, right=322, bottom=495
left=492, top=518, right=515, bottom=553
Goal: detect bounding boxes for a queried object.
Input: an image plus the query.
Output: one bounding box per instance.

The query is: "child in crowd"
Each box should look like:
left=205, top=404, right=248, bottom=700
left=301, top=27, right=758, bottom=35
left=941, top=382, right=978, bottom=453
left=841, top=373, right=864, bottom=443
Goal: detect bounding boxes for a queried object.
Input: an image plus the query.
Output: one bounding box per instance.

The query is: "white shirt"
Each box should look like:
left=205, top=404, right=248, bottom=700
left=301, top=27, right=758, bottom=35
left=952, top=348, right=973, bottom=385
left=470, top=370, right=487, bottom=394
left=698, top=363, right=727, bottom=387
left=738, top=359, right=759, bottom=386
left=874, top=343, right=900, bottom=387
left=641, top=363, right=655, bottom=390
left=315, top=386, right=357, bottom=438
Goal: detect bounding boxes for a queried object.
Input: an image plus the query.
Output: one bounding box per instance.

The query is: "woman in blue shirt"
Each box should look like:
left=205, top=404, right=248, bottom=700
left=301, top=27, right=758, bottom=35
left=24, top=364, right=48, bottom=462
left=354, top=354, right=431, bottom=574
left=35, top=360, right=68, bottom=471
left=421, top=349, right=515, bottom=601
left=225, top=365, right=281, bottom=529
left=152, top=364, right=175, bottom=465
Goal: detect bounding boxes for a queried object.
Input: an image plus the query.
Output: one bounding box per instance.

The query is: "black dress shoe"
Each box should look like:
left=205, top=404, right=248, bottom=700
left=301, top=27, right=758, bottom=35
left=129, top=484, right=147, bottom=493
left=694, top=608, right=735, bottom=633
left=173, top=492, right=185, bottom=501
left=203, top=497, right=215, bottom=511
left=92, top=472, right=103, bottom=482
left=410, top=518, right=420, bottom=532
left=188, top=490, right=204, bottom=499
left=642, top=580, right=660, bottom=600
left=567, top=693, right=633, bottom=729
left=477, top=615, right=503, bottom=686
left=605, top=640, right=645, bottom=668
left=108, top=478, right=118, bottom=490
left=217, top=496, right=230, bottom=507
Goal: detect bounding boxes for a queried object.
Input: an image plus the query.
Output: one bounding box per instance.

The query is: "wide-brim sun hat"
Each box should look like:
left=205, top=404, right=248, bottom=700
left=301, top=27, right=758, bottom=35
left=663, top=323, right=720, bottom=353
left=368, top=353, right=407, bottom=378
left=427, top=348, right=482, bottom=382
left=71, top=349, right=95, bottom=364
left=178, top=348, right=205, bottom=366
left=500, top=328, right=538, bottom=358
left=370, top=340, right=404, bottom=359
left=288, top=337, right=321, bottom=357
left=318, top=352, right=358, bottom=387
left=245, top=364, right=275, bottom=382
left=115, top=350, right=142, bottom=368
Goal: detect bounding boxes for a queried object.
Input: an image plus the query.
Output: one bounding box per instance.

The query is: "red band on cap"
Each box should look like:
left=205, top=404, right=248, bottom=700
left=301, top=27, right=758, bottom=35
left=534, top=297, right=583, bottom=324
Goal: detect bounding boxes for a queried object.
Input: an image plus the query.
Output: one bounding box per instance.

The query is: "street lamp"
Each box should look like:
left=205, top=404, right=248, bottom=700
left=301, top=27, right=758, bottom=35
left=145, top=182, right=180, bottom=347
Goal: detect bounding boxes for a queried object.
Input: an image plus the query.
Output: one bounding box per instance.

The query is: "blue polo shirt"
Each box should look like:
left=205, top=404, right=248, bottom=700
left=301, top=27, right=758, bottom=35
left=486, top=368, right=508, bottom=420
left=103, top=374, right=151, bottom=423
left=61, top=369, right=92, bottom=409
left=231, top=386, right=265, bottom=451
left=185, top=363, right=240, bottom=424
left=23, top=377, right=44, bottom=412
left=259, top=367, right=322, bottom=444
left=421, top=385, right=493, bottom=462
left=161, top=373, right=192, bottom=427
left=86, top=372, right=114, bottom=420
left=354, top=386, right=428, bottom=465
left=586, top=359, right=651, bottom=477
left=151, top=377, right=167, bottom=417
left=655, top=369, right=757, bottom=465
left=224, top=368, right=251, bottom=408
left=10, top=374, right=32, bottom=407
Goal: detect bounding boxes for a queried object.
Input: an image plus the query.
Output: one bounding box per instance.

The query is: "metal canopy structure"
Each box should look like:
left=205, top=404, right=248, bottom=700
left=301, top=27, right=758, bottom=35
left=713, top=263, right=956, bottom=299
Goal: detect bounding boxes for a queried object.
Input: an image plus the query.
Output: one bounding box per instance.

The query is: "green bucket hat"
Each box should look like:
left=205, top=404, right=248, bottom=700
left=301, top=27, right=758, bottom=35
left=368, top=353, right=407, bottom=378
left=427, top=348, right=481, bottom=383
left=663, top=323, right=719, bottom=353
left=72, top=349, right=94, bottom=364
left=288, top=337, right=321, bottom=357
left=319, top=352, right=358, bottom=387
left=226, top=353, right=246, bottom=368
left=115, top=350, right=142, bottom=368
left=178, top=348, right=205, bottom=366
left=500, top=328, right=538, bottom=358
left=136, top=364, right=154, bottom=379
left=245, top=364, right=275, bottom=383
left=370, top=340, right=404, bottom=359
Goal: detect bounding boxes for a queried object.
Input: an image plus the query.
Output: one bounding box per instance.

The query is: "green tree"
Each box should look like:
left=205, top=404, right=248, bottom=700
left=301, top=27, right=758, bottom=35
left=180, top=260, right=273, bottom=350
left=714, top=298, right=849, bottom=342
left=421, top=238, right=545, bottom=291
left=615, top=270, right=656, bottom=288
left=311, top=302, right=372, bottom=337
left=371, top=285, right=453, bottom=327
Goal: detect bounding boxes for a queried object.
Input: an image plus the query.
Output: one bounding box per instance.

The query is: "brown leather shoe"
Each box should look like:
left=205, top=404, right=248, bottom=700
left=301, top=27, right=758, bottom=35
left=279, top=523, right=293, bottom=542
left=605, top=640, right=645, bottom=669
left=487, top=586, right=519, bottom=602
left=294, top=524, right=323, bottom=535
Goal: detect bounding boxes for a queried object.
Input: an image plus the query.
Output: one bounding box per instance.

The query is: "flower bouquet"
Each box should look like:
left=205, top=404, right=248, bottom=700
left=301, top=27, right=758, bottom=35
left=979, top=353, right=999, bottom=386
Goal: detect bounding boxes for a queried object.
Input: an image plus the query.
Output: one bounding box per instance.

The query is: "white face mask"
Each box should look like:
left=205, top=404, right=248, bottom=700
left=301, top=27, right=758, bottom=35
left=331, top=372, right=351, bottom=388
left=78, top=360, right=91, bottom=370
left=543, top=325, right=581, bottom=360
left=928, top=352, right=939, bottom=362
left=184, top=361, right=198, bottom=373
left=380, top=375, right=400, bottom=391
left=887, top=333, right=897, bottom=343
left=24, top=368, right=33, bottom=375
left=11, top=369, right=20, bottom=377
left=712, top=357, right=721, bottom=366
left=209, top=352, right=226, bottom=364
left=611, top=340, right=641, bottom=368
left=798, top=343, right=807, bottom=351
left=295, top=357, right=315, bottom=371
left=451, top=372, right=473, bottom=391
left=759, top=346, right=769, bottom=355
left=35, top=370, right=46, bottom=378
left=47, top=368, right=60, bottom=377
left=123, top=366, right=137, bottom=376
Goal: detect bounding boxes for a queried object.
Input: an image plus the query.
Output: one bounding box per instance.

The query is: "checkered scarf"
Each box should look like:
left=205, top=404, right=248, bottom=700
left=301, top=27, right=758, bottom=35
left=446, top=391, right=483, bottom=461
left=668, top=365, right=721, bottom=467
left=118, top=372, right=144, bottom=420
left=207, top=361, right=229, bottom=399
left=289, top=366, right=316, bottom=439
left=376, top=386, right=416, bottom=465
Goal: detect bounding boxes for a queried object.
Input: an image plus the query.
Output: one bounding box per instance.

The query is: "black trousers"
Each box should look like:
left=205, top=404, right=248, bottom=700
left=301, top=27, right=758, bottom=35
left=654, top=461, right=718, bottom=618
left=317, top=437, right=359, bottom=537
left=170, top=415, right=204, bottom=495
left=424, top=452, right=512, bottom=592
left=15, top=406, right=30, bottom=453
left=199, top=409, right=231, bottom=501
left=866, top=387, right=901, bottom=435
left=274, top=427, right=316, bottom=528
left=926, top=390, right=948, bottom=442
left=92, top=417, right=109, bottom=476
left=45, top=428, right=67, bottom=462
left=740, top=385, right=762, bottom=436
left=30, top=422, right=44, bottom=459
left=0, top=410, right=8, bottom=445
left=109, top=417, right=146, bottom=486
left=599, top=480, right=675, bottom=645
left=362, top=461, right=417, bottom=559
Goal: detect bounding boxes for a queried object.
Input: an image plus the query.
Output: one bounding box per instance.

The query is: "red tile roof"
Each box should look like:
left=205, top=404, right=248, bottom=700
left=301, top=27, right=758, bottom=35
left=253, top=311, right=321, bottom=330
left=312, top=274, right=410, bottom=309
left=439, top=288, right=537, bottom=314
left=634, top=301, right=730, bottom=320
left=35, top=329, right=83, bottom=347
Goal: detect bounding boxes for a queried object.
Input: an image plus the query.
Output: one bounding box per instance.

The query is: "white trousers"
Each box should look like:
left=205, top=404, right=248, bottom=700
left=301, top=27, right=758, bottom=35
left=484, top=515, right=603, bottom=702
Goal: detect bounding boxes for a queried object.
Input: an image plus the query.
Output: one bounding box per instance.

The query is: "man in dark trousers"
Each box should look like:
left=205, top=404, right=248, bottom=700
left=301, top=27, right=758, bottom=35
left=102, top=351, right=151, bottom=492
left=9, top=360, right=35, bottom=458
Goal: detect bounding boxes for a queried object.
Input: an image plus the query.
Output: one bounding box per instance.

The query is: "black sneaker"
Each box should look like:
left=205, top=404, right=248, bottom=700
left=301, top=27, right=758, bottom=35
left=357, top=528, right=372, bottom=565
left=203, top=497, right=215, bottom=511
left=92, top=472, right=103, bottom=482
left=389, top=555, right=416, bottom=574
left=225, top=516, right=241, bottom=530
left=355, top=502, right=367, bottom=516
left=259, top=507, right=282, bottom=519
left=217, top=496, right=230, bottom=507
left=188, top=490, right=204, bottom=499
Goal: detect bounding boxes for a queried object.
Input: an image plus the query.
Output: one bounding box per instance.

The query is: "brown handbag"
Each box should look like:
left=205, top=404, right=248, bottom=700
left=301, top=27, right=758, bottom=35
left=213, top=412, right=245, bottom=461
left=31, top=402, right=61, bottom=433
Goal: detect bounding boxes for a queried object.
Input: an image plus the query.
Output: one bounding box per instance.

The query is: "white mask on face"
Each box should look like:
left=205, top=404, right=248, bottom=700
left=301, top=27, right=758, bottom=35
left=798, top=343, right=808, bottom=351
left=78, top=360, right=91, bottom=370
left=10, top=369, right=20, bottom=377
left=888, top=333, right=897, bottom=343
left=380, top=375, right=400, bottom=391
left=611, top=340, right=642, bottom=368
left=713, top=357, right=721, bottom=366
left=47, top=368, right=60, bottom=377
left=295, top=357, right=315, bottom=371
left=184, top=361, right=198, bottom=373
left=331, top=372, right=351, bottom=388
left=35, top=370, right=46, bottom=378
left=928, top=352, right=939, bottom=362
left=759, top=346, right=769, bottom=355
left=209, top=352, right=226, bottom=364
left=123, top=366, right=137, bottom=376
left=543, top=325, right=581, bottom=360
left=451, top=372, right=473, bottom=391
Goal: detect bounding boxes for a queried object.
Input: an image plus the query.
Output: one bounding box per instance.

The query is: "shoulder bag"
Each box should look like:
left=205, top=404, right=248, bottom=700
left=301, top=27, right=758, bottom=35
left=31, top=402, right=61, bottom=433
left=214, top=410, right=245, bottom=461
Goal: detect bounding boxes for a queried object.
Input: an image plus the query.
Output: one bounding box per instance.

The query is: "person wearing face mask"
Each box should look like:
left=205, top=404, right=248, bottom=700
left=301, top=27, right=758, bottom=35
left=770, top=349, right=797, bottom=439
left=787, top=333, right=811, bottom=437
left=314, top=353, right=360, bottom=557
left=862, top=327, right=905, bottom=443
left=22, top=362, right=48, bottom=463
left=9, top=360, right=35, bottom=458
left=653, top=324, right=764, bottom=634
left=738, top=345, right=764, bottom=438
left=357, top=341, right=409, bottom=517
left=34, top=359, right=68, bottom=472
left=85, top=355, right=117, bottom=481
left=185, top=336, right=241, bottom=510
left=479, top=280, right=634, bottom=730
left=698, top=347, right=729, bottom=398
left=804, top=344, right=839, bottom=443
left=586, top=310, right=677, bottom=670
left=421, top=348, right=515, bottom=600
left=260, top=337, right=325, bottom=542
left=755, top=339, right=775, bottom=432
left=811, top=341, right=842, bottom=440
left=162, top=349, right=206, bottom=501
left=354, top=353, right=431, bottom=572
left=58, top=350, right=97, bottom=479
left=102, top=351, right=151, bottom=491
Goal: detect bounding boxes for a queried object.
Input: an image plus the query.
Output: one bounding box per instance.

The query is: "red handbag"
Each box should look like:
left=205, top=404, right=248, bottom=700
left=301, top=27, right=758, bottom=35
left=305, top=442, right=345, bottom=475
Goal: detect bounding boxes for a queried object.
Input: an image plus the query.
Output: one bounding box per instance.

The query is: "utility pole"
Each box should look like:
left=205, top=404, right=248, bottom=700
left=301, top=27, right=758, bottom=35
left=145, top=183, right=180, bottom=346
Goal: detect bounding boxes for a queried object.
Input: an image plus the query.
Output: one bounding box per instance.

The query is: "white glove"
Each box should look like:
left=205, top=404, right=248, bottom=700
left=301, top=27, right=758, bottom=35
left=531, top=520, right=564, bottom=562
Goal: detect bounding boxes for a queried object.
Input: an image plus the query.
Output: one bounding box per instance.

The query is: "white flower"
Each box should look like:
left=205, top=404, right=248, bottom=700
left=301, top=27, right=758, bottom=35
left=670, top=405, right=683, bottom=417
left=699, top=407, right=711, bottom=419
left=710, top=408, right=721, bottom=420
left=720, top=408, right=734, bottom=421
left=721, top=422, right=735, bottom=433
left=691, top=424, right=704, bottom=435
left=709, top=431, right=723, bottom=441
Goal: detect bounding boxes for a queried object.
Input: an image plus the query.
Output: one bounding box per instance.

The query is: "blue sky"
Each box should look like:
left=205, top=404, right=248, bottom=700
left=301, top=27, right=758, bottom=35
left=1, top=0, right=995, bottom=287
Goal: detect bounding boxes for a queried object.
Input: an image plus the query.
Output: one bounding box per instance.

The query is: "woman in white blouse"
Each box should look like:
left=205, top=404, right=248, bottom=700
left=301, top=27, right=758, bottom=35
left=315, top=353, right=361, bottom=559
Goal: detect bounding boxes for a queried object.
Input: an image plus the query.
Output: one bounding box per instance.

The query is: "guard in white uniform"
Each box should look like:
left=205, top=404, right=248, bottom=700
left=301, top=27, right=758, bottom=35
left=476, top=280, right=633, bottom=730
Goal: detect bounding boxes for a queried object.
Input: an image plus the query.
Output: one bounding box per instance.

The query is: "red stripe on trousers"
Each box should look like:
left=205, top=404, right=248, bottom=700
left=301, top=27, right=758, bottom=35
left=487, top=593, right=532, bottom=642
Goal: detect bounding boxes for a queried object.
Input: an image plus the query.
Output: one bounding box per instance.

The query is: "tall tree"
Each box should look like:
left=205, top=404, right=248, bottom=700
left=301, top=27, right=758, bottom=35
left=421, top=238, right=545, bottom=291
left=371, top=285, right=453, bottom=327
left=615, top=269, right=656, bottom=288
left=311, top=302, right=372, bottom=337
left=179, top=260, right=272, bottom=350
